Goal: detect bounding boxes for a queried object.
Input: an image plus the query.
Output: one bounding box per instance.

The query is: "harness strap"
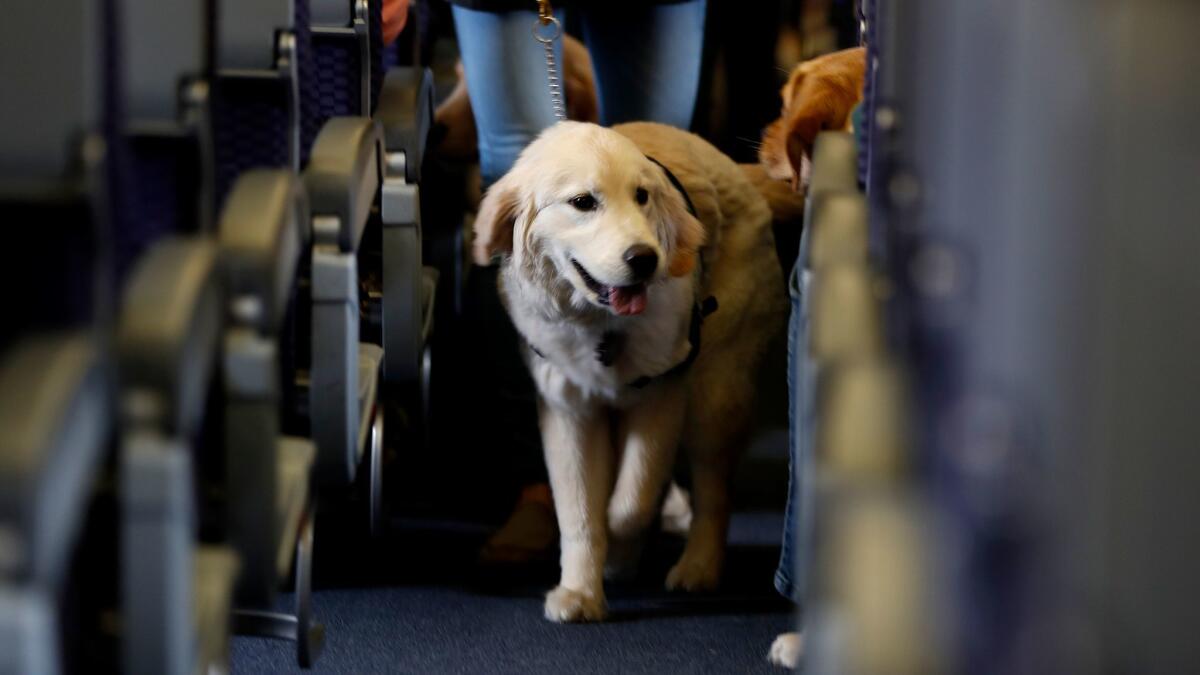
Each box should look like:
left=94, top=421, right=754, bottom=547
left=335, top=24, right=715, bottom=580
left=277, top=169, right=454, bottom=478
left=628, top=295, right=717, bottom=389
left=645, top=155, right=698, bottom=217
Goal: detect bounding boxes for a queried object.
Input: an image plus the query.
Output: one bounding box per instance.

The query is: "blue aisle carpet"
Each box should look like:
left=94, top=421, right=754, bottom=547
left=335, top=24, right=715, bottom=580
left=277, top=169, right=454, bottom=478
left=232, top=512, right=793, bottom=674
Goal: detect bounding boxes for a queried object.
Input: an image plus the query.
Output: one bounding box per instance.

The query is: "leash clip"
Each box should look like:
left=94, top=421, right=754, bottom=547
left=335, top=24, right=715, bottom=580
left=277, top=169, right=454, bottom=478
left=531, top=1, right=566, bottom=120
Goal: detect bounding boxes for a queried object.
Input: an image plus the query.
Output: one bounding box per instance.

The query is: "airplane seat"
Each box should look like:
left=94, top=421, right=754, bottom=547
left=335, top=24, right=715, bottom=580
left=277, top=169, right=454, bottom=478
left=297, top=0, right=441, bottom=515
left=375, top=65, right=438, bottom=435
left=367, top=0, right=386, bottom=112
left=0, top=2, right=123, bottom=673
left=115, top=1, right=261, bottom=672
left=210, top=0, right=337, bottom=665
left=272, top=0, right=389, bottom=506
left=218, top=171, right=325, bottom=668
left=793, top=4, right=940, bottom=667
left=212, top=0, right=317, bottom=199
left=791, top=128, right=926, bottom=672
left=311, top=0, right=372, bottom=124
left=780, top=132, right=867, bottom=629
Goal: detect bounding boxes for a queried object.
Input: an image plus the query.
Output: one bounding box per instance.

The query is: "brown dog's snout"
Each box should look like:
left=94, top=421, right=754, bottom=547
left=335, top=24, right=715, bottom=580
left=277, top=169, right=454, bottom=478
left=623, top=244, right=658, bottom=282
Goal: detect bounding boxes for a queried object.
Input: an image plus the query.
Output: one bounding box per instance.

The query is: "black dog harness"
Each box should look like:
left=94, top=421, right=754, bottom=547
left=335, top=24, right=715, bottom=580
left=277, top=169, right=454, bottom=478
left=626, top=294, right=719, bottom=388
left=529, top=155, right=719, bottom=389
left=645, top=155, right=698, bottom=217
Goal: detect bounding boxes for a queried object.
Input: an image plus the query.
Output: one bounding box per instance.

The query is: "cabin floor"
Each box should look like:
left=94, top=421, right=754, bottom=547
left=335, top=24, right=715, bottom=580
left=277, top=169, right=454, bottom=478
left=232, top=510, right=792, bottom=674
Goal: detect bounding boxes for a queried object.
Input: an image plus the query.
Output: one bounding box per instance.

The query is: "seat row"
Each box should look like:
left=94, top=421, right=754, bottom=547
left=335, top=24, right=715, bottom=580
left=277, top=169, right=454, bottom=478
left=0, top=1, right=438, bottom=672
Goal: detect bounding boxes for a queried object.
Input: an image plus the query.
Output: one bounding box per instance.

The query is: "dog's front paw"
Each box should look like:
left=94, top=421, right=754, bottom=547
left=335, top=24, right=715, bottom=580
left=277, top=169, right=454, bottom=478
left=659, top=482, right=692, bottom=537
left=768, top=631, right=804, bottom=668
left=544, top=586, right=607, bottom=623
left=665, top=552, right=720, bottom=592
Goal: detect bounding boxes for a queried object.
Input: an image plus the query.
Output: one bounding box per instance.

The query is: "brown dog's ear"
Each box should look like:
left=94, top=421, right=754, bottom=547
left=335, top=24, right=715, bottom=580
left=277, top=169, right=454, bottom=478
left=783, top=47, right=867, bottom=180
left=656, top=177, right=706, bottom=277
left=472, top=177, right=521, bottom=265
left=786, top=131, right=810, bottom=192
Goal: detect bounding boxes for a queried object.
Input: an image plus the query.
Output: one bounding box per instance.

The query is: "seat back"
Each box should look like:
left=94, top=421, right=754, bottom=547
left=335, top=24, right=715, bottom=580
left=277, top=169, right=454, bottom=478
left=311, top=0, right=372, bottom=125
left=0, top=5, right=121, bottom=674
left=0, top=1, right=121, bottom=346
left=212, top=0, right=318, bottom=202
left=120, top=0, right=216, bottom=284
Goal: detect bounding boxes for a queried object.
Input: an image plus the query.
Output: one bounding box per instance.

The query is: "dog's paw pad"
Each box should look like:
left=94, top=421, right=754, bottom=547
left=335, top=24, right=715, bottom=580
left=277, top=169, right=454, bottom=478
left=768, top=631, right=804, bottom=668
left=544, top=586, right=607, bottom=623
left=665, top=556, right=720, bottom=592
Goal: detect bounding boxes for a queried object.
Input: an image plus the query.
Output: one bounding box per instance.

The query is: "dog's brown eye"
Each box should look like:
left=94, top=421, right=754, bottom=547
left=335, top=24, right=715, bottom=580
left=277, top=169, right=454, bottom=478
left=569, top=194, right=597, bottom=211
left=635, top=187, right=649, bottom=205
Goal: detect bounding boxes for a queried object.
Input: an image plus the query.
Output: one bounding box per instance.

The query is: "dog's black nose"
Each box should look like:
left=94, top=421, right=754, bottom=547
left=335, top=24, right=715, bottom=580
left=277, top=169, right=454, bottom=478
left=623, top=244, right=658, bottom=282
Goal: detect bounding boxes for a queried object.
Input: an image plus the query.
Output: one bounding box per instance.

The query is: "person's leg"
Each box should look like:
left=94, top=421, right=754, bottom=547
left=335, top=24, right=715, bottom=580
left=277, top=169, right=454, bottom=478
left=450, top=6, right=564, bottom=185
left=452, top=6, right=566, bottom=565
left=579, top=0, right=707, bottom=128
left=770, top=232, right=811, bottom=667
left=474, top=262, right=557, bottom=565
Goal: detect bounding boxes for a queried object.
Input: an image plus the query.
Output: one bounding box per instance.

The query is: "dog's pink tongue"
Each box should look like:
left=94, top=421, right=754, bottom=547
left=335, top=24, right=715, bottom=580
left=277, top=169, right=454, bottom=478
left=609, top=285, right=648, bottom=316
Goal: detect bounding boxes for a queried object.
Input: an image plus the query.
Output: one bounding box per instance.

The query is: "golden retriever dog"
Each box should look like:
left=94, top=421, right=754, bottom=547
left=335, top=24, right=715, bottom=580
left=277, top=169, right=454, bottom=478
left=760, top=46, right=867, bottom=190
left=473, top=121, right=787, bottom=622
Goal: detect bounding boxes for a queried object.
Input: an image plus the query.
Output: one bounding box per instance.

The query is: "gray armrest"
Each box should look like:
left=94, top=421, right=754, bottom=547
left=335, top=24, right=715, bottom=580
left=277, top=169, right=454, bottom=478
left=820, top=361, right=908, bottom=478
left=375, top=69, right=434, bottom=386
left=809, top=132, right=860, bottom=196
left=121, top=433, right=196, bottom=675
left=116, top=239, right=226, bottom=675
left=117, top=237, right=220, bottom=438
left=802, top=133, right=862, bottom=276
left=810, top=193, right=869, bottom=271
left=218, top=169, right=310, bottom=335
left=304, top=117, right=384, bottom=485
left=0, top=335, right=109, bottom=586
left=305, top=117, right=383, bottom=253
left=377, top=67, right=433, bottom=184
left=810, top=266, right=885, bottom=363
left=219, top=169, right=318, bottom=605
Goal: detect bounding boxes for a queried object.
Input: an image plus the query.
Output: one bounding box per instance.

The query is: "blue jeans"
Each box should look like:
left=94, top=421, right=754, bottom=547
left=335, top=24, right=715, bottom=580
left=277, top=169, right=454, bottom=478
left=776, top=228, right=814, bottom=610
left=451, top=1, right=707, bottom=185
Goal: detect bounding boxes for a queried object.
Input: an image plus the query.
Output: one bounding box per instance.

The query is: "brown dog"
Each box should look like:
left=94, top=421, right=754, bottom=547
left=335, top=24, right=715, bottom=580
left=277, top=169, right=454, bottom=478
left=760, top=47, right=867, bottom=190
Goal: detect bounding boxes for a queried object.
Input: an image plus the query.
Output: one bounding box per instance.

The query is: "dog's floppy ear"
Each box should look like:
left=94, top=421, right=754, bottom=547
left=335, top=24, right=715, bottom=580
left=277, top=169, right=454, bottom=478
left=472, top=175, right=521, bottom=265
left=785, top=131, right=810, bottom=192
left=656, top=176, right=706, bottom=278
left=782, top=47, right=867, bottom=184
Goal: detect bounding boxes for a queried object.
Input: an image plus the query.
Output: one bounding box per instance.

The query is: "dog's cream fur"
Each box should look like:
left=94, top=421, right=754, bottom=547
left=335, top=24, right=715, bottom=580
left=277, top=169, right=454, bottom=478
left=474, top=121, right=786, bottom=622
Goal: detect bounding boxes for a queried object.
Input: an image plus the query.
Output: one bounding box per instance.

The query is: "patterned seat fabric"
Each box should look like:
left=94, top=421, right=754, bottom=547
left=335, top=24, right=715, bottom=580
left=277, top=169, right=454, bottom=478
left=212, top=0, right=319, bottom=207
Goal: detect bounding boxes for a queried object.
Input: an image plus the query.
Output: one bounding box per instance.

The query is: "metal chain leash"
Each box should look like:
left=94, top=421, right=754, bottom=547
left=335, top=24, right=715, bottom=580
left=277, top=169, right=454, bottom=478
left=533, top=0, right=566, bottom=121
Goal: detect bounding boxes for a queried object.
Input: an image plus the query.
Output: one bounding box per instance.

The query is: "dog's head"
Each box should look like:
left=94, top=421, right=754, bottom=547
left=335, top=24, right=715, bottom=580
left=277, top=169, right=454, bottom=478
left=472, top=122, right=705, bottom=317
left=760, top=47, right=867, bottom=190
